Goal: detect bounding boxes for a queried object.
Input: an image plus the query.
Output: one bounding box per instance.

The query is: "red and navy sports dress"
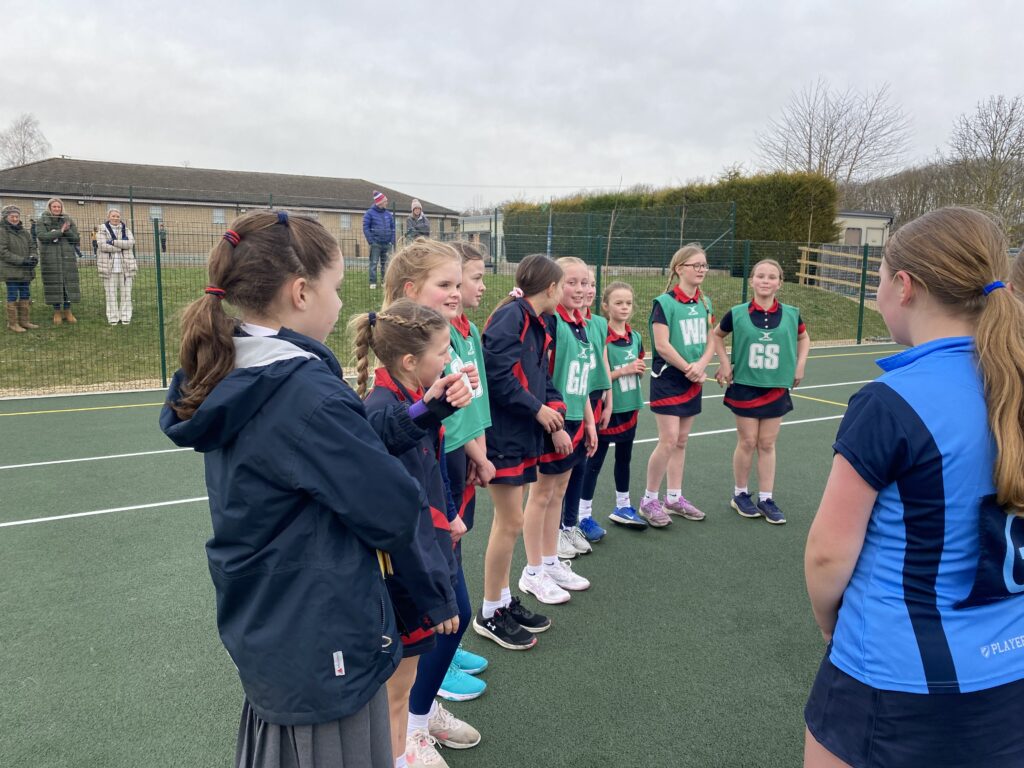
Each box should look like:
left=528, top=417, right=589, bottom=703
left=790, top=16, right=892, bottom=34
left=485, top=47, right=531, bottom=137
left=720, top=299, right=804, bottom=420
left=483, top=297, right=566, bottom=486
left=648, top=286, right=713, bottom=418
left=540, top=307, right=591, bottom=476
left=364, top=368, right=459, bottom=656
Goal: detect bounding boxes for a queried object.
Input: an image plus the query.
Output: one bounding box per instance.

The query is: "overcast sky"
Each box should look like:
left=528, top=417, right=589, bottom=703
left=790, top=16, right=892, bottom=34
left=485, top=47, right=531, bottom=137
left=3, top=1, right=1020, bottom=211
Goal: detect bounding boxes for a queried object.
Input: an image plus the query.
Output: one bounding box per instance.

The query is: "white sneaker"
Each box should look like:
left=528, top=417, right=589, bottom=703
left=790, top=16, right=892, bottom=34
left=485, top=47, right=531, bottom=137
left=428, top=702, right=481, bottom=749
left=569, top=526, right=593, bottom=554
left=406, top=728, right=449, bottom=767
left=518, top=567, right=571, bottom=605
left=546, top=559, right=591, bottom=591
left=557, top=528, right=579, bottom=559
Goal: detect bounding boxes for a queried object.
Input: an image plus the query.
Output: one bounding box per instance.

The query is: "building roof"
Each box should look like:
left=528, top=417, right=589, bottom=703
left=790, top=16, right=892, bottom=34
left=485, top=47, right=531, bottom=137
left=837, top=210, right=895, bottom=222
left=0, top=158, right=457, bottom=215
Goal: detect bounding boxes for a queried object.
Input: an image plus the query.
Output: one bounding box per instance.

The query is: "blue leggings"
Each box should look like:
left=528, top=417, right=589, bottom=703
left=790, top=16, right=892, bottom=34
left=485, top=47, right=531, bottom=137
left=409, top=552, right=471, bottom=716
left=6, top=281, right=30, bottom=302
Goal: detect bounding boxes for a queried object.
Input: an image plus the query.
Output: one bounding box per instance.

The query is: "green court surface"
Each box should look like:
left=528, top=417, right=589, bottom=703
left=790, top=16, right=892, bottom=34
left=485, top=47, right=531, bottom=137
left=0, top=344, right=900, bottom=768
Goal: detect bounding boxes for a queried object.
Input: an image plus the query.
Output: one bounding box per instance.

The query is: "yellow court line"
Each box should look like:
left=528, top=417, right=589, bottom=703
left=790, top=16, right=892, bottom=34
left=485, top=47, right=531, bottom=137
left=791, top=393, right=848, bottom=408
left=0, top=402, right=163, bottom=418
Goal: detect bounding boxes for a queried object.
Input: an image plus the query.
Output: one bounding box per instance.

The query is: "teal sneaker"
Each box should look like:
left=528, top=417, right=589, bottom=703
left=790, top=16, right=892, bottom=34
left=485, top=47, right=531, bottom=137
left=438, top=659, right=487, bottom=701
left=453, top=644, right=488, bottom=675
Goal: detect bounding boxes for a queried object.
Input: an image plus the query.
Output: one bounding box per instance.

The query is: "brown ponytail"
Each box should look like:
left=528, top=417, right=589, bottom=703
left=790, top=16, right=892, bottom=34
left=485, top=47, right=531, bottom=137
left=488, top=253, right=563, bottom=320
left=172, top=210, right=339, bottom=419
left=885, top=207, right=1024, bottom=514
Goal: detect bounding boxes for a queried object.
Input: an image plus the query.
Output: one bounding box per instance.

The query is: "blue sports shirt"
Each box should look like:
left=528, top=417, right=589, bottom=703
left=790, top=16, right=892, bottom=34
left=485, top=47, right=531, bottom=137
left=829, top=336, right=1024, bottom=694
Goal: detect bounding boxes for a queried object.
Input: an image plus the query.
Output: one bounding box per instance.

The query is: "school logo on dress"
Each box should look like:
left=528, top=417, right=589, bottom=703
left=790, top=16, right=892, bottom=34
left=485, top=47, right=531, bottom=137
left=624, top=350, right=636, bottom=361
left=759, top=331, right=773, bottom=342
left=333, top=650, right=346, bottom=676
left=687, top=306, right=699, bottom=316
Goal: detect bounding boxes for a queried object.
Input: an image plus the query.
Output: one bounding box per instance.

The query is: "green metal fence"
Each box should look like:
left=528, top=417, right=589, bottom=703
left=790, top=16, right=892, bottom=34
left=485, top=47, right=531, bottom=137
left=2, top=212, right=893, bottom=397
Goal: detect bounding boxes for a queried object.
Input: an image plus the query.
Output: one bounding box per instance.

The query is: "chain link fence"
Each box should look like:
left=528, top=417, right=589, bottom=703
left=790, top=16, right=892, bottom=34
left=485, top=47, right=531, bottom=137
left=3, top=206, right=894, bottom=397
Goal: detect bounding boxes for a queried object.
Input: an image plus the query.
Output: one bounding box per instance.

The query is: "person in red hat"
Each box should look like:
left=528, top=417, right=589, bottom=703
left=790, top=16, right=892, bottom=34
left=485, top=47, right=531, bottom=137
left=363, top=191, right=395, bottom=289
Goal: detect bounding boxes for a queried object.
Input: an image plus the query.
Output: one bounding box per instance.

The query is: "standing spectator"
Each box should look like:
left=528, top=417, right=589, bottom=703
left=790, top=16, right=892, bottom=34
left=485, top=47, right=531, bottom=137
left=1, top=205, right=39, bottom=333
left=159, top=222, right=168, bottom=252
left=405, top=198, right=431, bottom=242
left=362, top=190, right=394, bottom=289
left=97, top=208, right=138, bottom=325
left=29, top=218, right=37, bottom=247
left=37, top=197, right=81, bottom=325
left=91, top=226, right=99, bottom=258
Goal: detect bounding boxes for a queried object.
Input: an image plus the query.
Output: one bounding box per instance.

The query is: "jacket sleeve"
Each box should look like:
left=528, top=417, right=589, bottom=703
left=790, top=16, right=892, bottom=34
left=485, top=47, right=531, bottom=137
left=97, top=230, right=119, bottom=253
left=291, top=389, right=421, bottom=553
left=484, top=307, right=544, bottom=416
left=37, top=219, right=62, bottom=241
left=0, top=230, right=16, bottom=267
left=120, top=228, right=136, bottom=250
left=388, top=514, right=459, bottom=631
left=362, top=209, right=373, bottom=241
left=438, top=434, right=458, bottom=523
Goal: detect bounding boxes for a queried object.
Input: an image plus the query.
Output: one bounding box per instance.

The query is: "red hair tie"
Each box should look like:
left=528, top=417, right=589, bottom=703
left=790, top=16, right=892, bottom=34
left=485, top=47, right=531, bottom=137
left=204, top=286, right=226, bottom=298
left=223, top=229, right=241, bottom=246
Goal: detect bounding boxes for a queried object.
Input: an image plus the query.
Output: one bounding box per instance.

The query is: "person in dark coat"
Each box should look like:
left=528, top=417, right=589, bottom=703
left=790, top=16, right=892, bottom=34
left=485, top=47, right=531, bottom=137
left=362, top=191, right=394, bottom=289
left=36, top=197, right=81, bottom=325
left=405, top=199, right=431, bottom=243
left=1, top=205, right=39, bottom=332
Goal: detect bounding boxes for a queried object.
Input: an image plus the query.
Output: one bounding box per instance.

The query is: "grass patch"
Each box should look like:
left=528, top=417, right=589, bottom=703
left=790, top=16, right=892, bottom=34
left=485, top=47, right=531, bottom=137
left=1, top=266, right=888, bottom=396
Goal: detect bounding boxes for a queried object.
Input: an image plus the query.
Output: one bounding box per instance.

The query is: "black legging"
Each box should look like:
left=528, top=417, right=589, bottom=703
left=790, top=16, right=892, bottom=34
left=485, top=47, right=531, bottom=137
left=581, top=437, right=634, bottom=501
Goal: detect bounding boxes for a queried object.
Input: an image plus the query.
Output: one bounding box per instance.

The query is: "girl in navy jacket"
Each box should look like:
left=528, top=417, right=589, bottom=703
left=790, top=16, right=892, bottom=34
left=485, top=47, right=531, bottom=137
left=350, top=299, right=466, bottom=765
left=161, top=211, right=420, bottom=768
left=473, top=254, right=566, bottom=652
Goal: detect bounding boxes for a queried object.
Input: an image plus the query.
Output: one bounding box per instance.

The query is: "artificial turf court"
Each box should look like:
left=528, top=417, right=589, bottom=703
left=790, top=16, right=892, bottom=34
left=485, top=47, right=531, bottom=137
left=0, top=343, right=900, bottom=768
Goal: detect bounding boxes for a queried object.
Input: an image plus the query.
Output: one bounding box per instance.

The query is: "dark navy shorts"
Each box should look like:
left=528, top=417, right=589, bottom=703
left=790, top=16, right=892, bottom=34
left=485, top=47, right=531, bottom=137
left=399, top=626, right=437, bottom=658
left=805, top=655, right=1024, bottom=768
left=648, top=364, right=702, bottom=417
left=490, top=455, right=538, bottom=486
left=722, top=383, right=793, bottom=419
left=539, top=419, right=586, bottom=475
left=597, top=410, right=638, bottom=443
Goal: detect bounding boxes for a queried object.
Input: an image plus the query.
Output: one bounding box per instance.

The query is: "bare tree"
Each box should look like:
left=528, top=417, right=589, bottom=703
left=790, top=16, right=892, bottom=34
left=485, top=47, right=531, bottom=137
left=757, top=79, right=911, bottom=184
left=947, top=95, right=1024, bottom=214
left=0, top=113, right=51, bottom=168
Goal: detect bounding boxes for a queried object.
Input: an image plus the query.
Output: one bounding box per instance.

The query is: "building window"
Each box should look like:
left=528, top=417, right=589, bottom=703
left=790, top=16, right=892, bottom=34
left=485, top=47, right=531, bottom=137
left=149, top=206, right=163, bottom=221
left=34, top=200, right=47, bottom=217
left=866, top=227, right=885, bottom=247
left=212, top=208, right=226, bottom=225
left=340, top=213, right=352, bottom=229
left=843, top=227, right=862, bottom=246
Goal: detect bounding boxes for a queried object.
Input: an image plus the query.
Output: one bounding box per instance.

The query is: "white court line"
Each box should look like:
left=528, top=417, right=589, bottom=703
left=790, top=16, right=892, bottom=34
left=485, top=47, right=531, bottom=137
left=0, top=447, right=191, bottom=471
left=0, top=380, right=873, bottom=472
left=643, top=378, right=872, bottom=405
left=0, top=497, right=209, bottom=529
left=4, top=414, right=847, bottom=528
left=631, top=414, right=844, bottom=445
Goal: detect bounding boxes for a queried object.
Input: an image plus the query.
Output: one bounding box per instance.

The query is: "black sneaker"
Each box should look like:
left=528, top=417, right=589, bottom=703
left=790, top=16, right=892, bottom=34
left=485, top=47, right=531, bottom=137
left=472, top=607, right=537, bottom=650
left=506, top=595, right=551, bottom=634
left=757, top=498, right=787, bottom=525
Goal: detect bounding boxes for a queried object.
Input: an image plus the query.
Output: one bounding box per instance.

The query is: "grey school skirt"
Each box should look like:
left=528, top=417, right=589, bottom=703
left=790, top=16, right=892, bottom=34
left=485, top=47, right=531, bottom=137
left=235, top=686, right=391, bottom=768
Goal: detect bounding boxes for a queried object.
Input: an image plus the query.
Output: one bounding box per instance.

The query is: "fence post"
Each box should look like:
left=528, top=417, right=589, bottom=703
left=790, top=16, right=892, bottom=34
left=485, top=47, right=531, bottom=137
left=856, top=243, right=869, bottom=345
left=153, top=217, right=168, bottom=387
left=594, top=263, right=603, bottom=309
left=741, top=240, right=751, bottom=302
left=128, top=185, right=135, bottom=237
left=546, top=205, right=553, bottom=256
left=729, top=201, right=737, bottom=275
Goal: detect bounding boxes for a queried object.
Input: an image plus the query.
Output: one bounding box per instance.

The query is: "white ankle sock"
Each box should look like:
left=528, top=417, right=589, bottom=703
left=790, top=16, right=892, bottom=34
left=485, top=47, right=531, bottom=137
left=735, top=486, right=748, bottom=496
left=407, top=710, right=429, bottom=733
left=525, top=563, right=541, bottom=577
left=615, top=491, right=631, bottom=508
left=759, top=491, right=773, bottom=502
left=666, top=489, right=681, bottom=503
left=395, top=756, right=408, bottom=768
left=482, top=599, right=502, bottom=619
left=644, top=490, right=659, bottom=502
left=500, top=587, right=511, bottom=607
left=578, top=499, right=593, bottom=520
left=542, top=555, right=557, bottom=568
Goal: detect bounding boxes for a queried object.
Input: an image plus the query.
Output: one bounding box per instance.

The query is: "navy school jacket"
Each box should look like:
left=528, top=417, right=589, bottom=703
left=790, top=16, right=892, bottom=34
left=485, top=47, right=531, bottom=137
left=364, top=368, right=459, bottom=636
left=160, top=328, right=424, bottom=726
left=483, top=297, right=566, bottom=461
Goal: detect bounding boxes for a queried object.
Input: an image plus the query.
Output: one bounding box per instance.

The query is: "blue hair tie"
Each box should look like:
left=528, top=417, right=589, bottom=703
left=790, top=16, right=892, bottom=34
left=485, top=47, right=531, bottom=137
left=368, top=311, right=377, bottom=328
left=277, top=210, right=289, bottom=226
left=983, top=281, right=1005, bottom=296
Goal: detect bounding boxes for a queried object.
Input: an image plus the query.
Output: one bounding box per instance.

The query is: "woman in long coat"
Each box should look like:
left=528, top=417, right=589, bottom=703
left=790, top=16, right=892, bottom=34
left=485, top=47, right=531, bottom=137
left=37, top=197, right=81, bottom=325
left=96, top=208, right=137, bottom=325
